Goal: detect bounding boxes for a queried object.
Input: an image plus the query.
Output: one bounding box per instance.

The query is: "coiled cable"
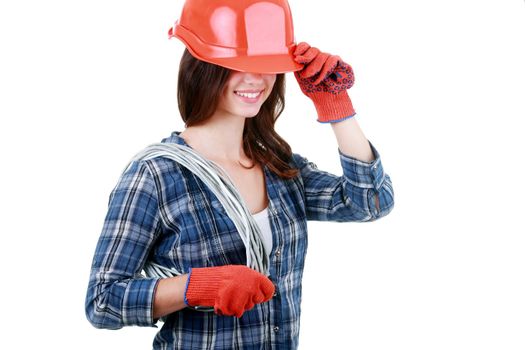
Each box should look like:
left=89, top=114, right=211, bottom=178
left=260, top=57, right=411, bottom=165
left=120, top=143, right=270, bottom=311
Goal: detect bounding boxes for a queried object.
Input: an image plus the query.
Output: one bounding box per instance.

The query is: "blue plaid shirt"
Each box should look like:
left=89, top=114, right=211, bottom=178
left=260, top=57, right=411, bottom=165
left=85, top=130, right=394, bottom=349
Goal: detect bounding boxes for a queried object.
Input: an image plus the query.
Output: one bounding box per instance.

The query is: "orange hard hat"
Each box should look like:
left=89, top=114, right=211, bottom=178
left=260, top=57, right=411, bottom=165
left=168, top=0, right=304, bottom=74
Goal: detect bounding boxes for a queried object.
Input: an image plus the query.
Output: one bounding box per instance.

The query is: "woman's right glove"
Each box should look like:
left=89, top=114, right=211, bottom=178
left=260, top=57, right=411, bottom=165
left=184, top=265, right=275, bottom=318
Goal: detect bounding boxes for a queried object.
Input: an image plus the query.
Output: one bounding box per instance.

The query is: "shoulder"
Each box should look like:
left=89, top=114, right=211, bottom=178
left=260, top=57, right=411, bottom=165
left=289, top=151, right=319, bottom=171
left=126, top=131, right=187, bottom=175
left=118, top=132, right=190, bottom=188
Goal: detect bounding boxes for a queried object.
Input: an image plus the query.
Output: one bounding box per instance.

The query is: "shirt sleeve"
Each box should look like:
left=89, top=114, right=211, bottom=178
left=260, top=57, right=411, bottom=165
left=85, top=160, right=162, bottom=329
left=291, top=140, right=394, bottom=222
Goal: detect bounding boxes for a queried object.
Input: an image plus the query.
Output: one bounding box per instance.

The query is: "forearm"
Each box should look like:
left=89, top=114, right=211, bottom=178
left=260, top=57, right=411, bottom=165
left=152, top=274, right=189, bottom=319
left=331, top=113, right=383, bottom=215
left=331, top=115, right=375, bottom=163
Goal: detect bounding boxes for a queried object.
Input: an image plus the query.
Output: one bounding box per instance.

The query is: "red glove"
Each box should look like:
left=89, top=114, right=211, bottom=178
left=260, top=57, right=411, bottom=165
left=184, top=265, right=275, bottom=318
left=293, top=41, right=356, bottom=123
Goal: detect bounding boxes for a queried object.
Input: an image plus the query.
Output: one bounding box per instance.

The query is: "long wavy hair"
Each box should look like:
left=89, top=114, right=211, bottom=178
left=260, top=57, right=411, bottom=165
left=177, top=48, right=299, bottom=179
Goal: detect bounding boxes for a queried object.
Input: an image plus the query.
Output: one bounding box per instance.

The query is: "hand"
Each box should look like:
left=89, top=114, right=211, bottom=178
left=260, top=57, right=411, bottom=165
left=293, top=41, right=356, bottom=123
left=184, top=265, right=275, bottom=318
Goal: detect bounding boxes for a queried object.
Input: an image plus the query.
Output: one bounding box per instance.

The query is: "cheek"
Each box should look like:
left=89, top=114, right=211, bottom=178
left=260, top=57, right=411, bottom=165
left=267, top=87, right=274, bottom=97
left=268, top=77, right=277, bottom=90
left=218, top=89, right=233, bottom=109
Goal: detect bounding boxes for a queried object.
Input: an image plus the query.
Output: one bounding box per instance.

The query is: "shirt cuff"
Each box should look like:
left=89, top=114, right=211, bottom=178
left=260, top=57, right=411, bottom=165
left=122, top=277, right=161, bottom=327
left=338, top=140, right=385, bottom=191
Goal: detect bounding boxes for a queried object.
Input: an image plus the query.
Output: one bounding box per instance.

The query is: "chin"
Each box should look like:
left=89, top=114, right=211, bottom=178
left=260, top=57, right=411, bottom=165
left=232, top=107, right=262, bottom=119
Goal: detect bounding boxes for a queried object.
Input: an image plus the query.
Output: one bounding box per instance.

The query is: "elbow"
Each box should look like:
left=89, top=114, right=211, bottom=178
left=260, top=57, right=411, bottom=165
left=381, top=177, right=395, bottom=218
left=368, top=180, right=395, bottom=222
left=85, top=292, right=123, bottom=330
left=364, top=202, right=394, bottom=223
left=373, top=199, right=395, bottom=221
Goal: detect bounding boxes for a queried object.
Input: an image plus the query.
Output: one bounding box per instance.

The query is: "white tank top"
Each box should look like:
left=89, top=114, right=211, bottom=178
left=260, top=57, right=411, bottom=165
left=251, top=206, right=273, bottom=259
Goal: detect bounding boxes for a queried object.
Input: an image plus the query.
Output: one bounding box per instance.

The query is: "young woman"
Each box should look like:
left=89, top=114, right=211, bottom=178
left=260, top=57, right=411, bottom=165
left=85, top=0, right=394, bottom=348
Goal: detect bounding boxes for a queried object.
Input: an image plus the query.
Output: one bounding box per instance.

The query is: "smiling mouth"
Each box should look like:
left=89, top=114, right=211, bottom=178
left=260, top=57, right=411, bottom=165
left=234, top=90, right=264, bottom=98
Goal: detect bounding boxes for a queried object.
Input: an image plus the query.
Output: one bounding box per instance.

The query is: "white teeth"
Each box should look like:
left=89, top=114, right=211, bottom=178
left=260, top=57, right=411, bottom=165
left=235, top=91, right=261, bottom=98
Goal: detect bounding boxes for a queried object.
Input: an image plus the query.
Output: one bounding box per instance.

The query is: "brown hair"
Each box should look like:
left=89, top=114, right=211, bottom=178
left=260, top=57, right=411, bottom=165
left=177, top=48, right=299, bottom=179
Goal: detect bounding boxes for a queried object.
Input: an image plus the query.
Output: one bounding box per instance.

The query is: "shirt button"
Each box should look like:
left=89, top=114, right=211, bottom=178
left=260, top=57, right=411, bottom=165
left=273, top=326, right=279, bottom=333
left=275, top=249, right=281, bottom=257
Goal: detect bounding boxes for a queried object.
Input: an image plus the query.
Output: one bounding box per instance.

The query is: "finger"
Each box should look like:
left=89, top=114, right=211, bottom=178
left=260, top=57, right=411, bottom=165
left=259, top=277, right=276, bottom=301
left=312, top=55, right=340, bottom=85
left=252, top=287, right=267, bottom=304
left=217, top=284, right=249, bottom=317
left=300, top=52, right=330, bottom=79
left=294, top=46, right=320, bottom=64
left=330, top=60, right=355, bottom=89
left=293, top=41, right=310, bottom=56
left=341, top=62, right=355, bottom=81
left=218, top=301, right=244, bottom=318
left=244, top=300, right=255, bottom=312
left=214, top=304, right=224, bottom=316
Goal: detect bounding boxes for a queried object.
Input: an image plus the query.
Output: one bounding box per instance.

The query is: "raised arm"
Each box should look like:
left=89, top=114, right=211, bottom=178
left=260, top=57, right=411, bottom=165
left=292, top=42, right=395, bottom=222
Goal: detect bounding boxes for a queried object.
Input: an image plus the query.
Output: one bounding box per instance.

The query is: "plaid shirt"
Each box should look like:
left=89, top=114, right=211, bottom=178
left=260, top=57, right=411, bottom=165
left=85, top=131, right=394, bottom=349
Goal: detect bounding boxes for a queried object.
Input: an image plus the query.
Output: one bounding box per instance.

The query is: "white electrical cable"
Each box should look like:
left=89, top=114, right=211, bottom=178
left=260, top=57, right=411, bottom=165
left=120, top=143, right=270, bottom=303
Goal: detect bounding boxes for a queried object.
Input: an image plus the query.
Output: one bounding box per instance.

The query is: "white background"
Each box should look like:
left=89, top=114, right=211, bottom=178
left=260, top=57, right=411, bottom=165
left=1, top=0, right=524, bottom=349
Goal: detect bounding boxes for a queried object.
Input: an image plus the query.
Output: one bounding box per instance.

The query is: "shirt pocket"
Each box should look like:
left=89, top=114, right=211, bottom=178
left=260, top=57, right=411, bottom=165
left=174, top=190, right=248, bottom=269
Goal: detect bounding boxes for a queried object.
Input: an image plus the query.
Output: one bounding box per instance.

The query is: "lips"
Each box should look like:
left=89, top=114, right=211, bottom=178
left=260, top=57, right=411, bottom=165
left=234, top=90, right=263, bottom=98
left=234, top=89, right=264, bottom=93
left=234, top=90, right=263, bottom=103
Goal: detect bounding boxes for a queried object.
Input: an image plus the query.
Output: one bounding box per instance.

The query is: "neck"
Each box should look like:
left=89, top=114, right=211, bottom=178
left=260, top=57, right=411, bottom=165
left=179, top=125, right=249, bottom=164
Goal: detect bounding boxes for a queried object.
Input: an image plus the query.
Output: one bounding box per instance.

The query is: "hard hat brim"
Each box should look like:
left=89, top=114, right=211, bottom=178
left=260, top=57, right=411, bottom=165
left=169, top=26, right=304, bottom=74
left=193, top=51, right=305, bottom=75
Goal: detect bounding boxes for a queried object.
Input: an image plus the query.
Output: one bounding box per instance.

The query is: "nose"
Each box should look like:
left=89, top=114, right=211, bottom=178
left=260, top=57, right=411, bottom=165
left=243, top=72, right=264, bottom=82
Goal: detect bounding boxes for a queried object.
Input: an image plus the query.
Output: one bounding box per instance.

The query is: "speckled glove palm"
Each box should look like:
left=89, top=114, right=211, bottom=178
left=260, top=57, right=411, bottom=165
left=293, top=41, right=356, bottom=123
left=184, top=264, right=275, bottom=318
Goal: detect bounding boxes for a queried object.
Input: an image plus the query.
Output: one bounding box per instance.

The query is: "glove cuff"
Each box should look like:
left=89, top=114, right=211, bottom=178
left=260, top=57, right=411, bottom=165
left=184, top=267, right=223, bottom=307
left=309, top=90, right=356, bottom=123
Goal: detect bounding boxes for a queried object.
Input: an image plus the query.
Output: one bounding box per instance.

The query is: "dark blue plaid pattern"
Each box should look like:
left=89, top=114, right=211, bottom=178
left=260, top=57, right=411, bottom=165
left=85, top=131, right=394, bottom=349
